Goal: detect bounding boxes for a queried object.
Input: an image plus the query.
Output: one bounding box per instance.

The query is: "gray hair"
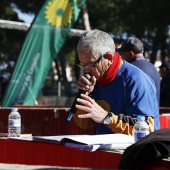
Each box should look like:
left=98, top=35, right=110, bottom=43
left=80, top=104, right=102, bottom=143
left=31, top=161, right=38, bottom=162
left=77, top=29, right=115, bottom=59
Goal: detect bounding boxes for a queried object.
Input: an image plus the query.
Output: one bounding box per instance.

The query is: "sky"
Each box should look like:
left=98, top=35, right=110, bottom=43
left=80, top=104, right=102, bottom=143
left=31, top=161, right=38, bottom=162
left=11, top=3, right=35, bottom=24
left=14, top=8, right=35, bottom=23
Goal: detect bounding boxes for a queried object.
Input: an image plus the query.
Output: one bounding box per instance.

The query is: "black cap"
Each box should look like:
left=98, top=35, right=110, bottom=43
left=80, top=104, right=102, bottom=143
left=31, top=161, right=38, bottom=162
left=159, top=62, right=170, bottom=70
left=116, top=37, right=144, bottom=54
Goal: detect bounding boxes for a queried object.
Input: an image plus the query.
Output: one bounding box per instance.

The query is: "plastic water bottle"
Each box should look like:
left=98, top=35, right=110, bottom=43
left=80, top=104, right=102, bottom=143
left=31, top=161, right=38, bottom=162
left=8, top=108, right=21, bottom=137
left=133, top=116, right=149, bottom=142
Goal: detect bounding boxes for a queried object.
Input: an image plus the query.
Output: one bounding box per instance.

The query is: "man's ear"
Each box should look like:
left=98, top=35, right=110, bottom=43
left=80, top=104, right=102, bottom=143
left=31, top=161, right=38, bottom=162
left=129, top=51, right=136, bottom=61
left=104, top=52, right=113, bottom=64
left=104, top=52, right=113, bottom=60
left=129, top=51, right=135, bottom=57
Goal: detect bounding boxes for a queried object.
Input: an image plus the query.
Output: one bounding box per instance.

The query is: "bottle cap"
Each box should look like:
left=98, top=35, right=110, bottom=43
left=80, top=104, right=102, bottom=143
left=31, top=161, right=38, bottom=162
left=137, top=116, right=145, bottom=121
left=11, top=108, right=18, bottom=112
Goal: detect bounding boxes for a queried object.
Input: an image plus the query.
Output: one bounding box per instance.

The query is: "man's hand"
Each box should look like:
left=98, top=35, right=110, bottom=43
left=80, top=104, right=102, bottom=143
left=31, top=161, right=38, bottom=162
left=76, top=74, right=96, bottom=95
left=75, top=94, right=108, bottom=123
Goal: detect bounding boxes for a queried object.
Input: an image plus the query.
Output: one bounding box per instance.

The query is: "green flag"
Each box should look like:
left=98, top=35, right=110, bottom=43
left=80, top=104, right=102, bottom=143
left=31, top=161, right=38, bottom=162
left=2, top=0, right=86, bottom=107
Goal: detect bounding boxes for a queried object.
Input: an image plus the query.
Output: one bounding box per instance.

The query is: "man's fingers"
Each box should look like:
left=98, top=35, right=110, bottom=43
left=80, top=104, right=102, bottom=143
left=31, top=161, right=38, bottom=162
left=76, top=104, right=91, bottom=112
left=80, top=94, right=94, bottom=102
left=78, top=113, right=91, bottom=118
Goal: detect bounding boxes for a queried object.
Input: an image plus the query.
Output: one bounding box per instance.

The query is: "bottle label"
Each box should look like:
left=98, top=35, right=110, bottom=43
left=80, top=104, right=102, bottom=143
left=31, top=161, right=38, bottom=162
left=9, top=119, right=21, bottom=127
left=134, top=131, right=149, bottom=142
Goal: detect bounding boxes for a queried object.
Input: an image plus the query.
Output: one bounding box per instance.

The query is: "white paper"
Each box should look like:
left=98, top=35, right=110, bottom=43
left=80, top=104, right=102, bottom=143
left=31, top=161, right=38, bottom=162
left=65, top=143, right=101, bottom=152
left=34, top=134, right=134, bottom=144
left=33, top=134, right=134, bottom=152
left=9, top=134, right=134, bottom=152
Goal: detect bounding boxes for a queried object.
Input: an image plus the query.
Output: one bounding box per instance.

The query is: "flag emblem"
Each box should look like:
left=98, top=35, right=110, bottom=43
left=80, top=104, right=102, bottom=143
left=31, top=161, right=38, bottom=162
left=45, top=0, right=74, bottom=28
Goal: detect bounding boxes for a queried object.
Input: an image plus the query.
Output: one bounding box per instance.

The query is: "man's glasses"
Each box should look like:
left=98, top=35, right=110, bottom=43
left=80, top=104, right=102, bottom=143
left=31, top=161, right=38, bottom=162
left=77, top=55, right=103, bottom=70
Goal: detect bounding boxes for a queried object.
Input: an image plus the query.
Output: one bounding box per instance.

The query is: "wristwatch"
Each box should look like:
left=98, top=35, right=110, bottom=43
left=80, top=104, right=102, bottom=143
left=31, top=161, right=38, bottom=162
left=103, top=112, right=112, bottom=125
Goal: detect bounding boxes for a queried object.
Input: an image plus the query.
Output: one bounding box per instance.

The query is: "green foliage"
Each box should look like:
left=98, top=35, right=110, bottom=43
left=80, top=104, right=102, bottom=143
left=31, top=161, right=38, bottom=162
left=0, top=0, right=26, bottom=62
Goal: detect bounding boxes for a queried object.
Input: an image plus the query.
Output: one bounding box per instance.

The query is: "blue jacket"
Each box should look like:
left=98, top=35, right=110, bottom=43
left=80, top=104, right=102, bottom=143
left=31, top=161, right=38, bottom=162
left=93, top=61, right=160, bottom=134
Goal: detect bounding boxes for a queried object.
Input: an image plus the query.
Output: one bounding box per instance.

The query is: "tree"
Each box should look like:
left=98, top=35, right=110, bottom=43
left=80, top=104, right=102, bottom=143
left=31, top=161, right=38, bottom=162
left=86, top=0, right=170, bottom=63
left=0, top=0, right=26, bottom=62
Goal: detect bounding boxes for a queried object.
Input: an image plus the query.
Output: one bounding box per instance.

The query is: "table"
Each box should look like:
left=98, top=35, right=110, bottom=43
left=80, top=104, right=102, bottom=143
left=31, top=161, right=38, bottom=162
left=0, top=138, right=122, bottom=169
left=0, top=138, right=170, bottom=170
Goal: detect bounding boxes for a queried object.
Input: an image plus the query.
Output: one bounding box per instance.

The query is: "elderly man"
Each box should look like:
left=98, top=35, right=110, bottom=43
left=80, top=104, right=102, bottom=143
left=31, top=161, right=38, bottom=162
left=73, top=29, right=160, bottom=135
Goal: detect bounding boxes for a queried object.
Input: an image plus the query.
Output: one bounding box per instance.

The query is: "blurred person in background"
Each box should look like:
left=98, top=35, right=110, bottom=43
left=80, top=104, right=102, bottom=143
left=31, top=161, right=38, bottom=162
left=116, top=37, right=160, bottom=105
left=0, top=61, right=15, bottom=102
left=159, top=62, right=170, bottom=107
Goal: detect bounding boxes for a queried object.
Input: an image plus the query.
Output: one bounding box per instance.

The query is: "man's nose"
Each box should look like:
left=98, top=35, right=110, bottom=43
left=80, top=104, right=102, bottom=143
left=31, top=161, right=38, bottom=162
left=84, top=66, right=91, bottom=73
